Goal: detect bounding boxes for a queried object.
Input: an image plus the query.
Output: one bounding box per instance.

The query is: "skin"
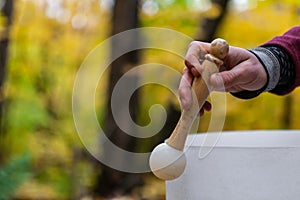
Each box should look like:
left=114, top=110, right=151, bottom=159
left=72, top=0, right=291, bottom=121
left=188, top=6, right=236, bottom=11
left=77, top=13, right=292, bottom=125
left=179, top=41, right=268, bottom=116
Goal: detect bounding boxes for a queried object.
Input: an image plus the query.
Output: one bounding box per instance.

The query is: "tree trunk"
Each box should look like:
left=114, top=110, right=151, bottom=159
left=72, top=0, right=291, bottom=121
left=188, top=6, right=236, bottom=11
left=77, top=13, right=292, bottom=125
left=196, top=0, right=230, bottom=42
left=0, top=0, right=14, bottom=164
left=94, top=0, right=142, bottom=196
left=281, top=95, right=292, bottom=129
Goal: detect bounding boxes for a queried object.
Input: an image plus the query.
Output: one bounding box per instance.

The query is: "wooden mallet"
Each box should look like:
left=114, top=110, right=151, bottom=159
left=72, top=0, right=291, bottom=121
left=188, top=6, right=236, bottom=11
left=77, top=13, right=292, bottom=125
left=149, top=38, right=229, bottom=180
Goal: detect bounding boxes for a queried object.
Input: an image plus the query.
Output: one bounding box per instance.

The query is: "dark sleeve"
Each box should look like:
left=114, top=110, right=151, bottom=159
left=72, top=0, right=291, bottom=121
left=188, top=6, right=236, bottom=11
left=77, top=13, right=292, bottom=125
left=231, top=26, right=300, bottom=99
left=263, top=25, right=300, bottom=94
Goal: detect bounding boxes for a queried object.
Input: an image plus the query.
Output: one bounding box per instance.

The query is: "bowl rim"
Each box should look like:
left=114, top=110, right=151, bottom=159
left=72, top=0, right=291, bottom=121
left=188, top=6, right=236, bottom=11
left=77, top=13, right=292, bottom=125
left=186, top=130, right=300, bottom=148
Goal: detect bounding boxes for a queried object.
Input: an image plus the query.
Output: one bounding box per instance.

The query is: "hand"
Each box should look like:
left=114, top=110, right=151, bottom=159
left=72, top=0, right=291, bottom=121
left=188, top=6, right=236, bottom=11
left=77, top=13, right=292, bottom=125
left=179, top=41, right=268, bottom=116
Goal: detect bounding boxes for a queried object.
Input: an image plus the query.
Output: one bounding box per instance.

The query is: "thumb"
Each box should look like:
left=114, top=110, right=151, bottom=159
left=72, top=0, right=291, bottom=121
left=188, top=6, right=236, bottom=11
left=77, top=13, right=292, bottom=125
left=210, top=70, right=240, bottom=91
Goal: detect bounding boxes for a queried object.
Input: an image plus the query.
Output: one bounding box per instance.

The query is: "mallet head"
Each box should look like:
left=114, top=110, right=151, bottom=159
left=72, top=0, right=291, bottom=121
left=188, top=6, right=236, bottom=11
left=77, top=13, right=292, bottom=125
left=149, top=143, right=186, bottom=180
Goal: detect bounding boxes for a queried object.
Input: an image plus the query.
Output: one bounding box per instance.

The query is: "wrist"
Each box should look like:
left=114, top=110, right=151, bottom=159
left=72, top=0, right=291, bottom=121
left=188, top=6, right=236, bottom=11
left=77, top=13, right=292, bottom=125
left=250, top=47, right=280, bottom=92
left=262, top=45, right=296, bottom=95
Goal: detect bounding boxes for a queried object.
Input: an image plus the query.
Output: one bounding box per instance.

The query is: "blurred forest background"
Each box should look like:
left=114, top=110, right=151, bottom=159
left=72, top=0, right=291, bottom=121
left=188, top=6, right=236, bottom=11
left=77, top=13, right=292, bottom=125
left=1, top=0, right=300, bottom=199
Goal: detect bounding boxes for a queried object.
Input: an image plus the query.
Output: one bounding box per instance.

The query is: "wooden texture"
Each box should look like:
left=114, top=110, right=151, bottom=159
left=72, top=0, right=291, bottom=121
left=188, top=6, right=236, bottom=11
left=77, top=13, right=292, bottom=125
left=166, top=39, right=228, bottom=151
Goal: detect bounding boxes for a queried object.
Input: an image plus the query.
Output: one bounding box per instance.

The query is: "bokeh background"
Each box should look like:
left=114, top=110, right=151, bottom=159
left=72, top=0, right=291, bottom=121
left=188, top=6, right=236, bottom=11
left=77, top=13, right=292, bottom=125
left=0, top=0, right=300, bottom=199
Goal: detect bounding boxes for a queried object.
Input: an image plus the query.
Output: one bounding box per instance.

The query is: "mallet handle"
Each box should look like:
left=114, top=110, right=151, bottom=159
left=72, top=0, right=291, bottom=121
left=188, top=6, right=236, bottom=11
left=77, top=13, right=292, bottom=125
left=166, top=39, right=228, bottom=151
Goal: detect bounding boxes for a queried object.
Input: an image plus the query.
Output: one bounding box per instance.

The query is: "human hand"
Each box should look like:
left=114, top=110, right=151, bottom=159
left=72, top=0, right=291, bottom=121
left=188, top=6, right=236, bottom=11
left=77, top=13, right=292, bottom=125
left=179, top=41, right=268, bottom=116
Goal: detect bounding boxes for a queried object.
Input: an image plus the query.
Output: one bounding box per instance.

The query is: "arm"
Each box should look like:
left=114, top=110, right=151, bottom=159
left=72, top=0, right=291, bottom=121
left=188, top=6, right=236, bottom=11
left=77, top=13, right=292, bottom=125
left=233, top=26, right=300, bottom=99
left=263, top=25, right=300, bottom=94
left=179, top=26, right=300, bottom=114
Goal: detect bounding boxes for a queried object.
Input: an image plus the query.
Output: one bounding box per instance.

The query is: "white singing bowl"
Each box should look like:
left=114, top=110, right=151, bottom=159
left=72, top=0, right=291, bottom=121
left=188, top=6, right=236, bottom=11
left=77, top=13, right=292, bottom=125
left=166, top=130, right=300, bottom=200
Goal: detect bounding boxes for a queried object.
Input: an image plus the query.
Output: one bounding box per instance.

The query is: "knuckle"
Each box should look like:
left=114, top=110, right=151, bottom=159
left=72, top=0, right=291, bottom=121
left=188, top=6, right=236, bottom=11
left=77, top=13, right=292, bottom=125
left=188, top=41, right=200, bottom=48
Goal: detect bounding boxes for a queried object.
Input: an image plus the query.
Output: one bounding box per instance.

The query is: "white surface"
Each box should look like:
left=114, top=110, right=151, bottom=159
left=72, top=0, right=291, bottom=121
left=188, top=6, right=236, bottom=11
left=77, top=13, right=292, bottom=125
left=166, top=130, right=300, bottom=200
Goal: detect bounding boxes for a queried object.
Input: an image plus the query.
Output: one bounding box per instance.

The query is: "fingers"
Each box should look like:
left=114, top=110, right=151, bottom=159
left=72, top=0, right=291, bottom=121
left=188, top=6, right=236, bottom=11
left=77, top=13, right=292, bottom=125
left=211, top=65, right=254, bottom=92
left=210, top=59, right=265, bottom=92
left=180, top=41, right=217, bottom=114
left=179, top=67, right=193, bottom=110
left=199, top=101, right=212, bottom=117
left=179, top=67, right=213, bottom=116
left=185, top=41, right=210, bottom=77
left=184, top=42, right=246, bottom=92
left=210, top=70, right=240, bottom=92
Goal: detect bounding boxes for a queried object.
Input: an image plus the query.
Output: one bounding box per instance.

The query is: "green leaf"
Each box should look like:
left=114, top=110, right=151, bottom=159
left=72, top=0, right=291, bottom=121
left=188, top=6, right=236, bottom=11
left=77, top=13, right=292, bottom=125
left=0, top=154, right=32, bottom=200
